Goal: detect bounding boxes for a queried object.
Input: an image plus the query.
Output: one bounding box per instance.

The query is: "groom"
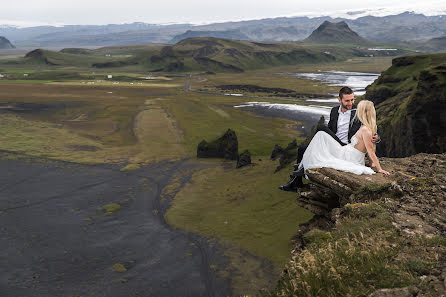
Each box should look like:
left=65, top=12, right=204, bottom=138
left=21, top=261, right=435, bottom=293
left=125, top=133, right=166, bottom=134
left=279, top=86, right=379, bottom=191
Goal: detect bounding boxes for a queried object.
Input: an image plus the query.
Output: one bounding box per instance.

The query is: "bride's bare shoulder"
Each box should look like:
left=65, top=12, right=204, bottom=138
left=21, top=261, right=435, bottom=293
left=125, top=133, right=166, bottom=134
left=359, top=126, right=373, bottom=137
left=359, top=125, right=372, bottom=138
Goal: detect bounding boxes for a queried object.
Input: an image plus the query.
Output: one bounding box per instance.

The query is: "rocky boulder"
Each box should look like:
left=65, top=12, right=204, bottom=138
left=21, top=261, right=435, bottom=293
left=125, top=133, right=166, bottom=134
left=270, top=144, right=285, bottom=160
left=297, top=153, right=445, bottom=223
left=236, top=150, right=251, bottom=168
left=197, top=129, right=238, bottom=160
left=271, top=139, right=298, bottom=172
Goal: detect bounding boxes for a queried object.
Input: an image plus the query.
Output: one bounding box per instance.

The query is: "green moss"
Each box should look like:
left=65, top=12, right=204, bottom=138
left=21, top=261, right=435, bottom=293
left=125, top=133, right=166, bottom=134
left=112, top=263, right=127, bottom=273
left=102, top=203, right=122, bottom=214
left=303, top=229, right=332, bottom=247
left=359, top=183, right=389, bottom=192
left=120, top=163, right=140, bottom=171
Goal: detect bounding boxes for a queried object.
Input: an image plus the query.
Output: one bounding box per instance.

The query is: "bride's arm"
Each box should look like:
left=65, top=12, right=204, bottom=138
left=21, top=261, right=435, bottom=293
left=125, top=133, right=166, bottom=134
left=363, top=129, right=390, bottom=175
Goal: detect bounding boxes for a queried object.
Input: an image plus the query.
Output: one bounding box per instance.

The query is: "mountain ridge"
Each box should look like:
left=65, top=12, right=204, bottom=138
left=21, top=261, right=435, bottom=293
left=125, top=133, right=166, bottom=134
left=1, top=12, right=445, bottom=47
left=19, top=37, right=409, bottom=72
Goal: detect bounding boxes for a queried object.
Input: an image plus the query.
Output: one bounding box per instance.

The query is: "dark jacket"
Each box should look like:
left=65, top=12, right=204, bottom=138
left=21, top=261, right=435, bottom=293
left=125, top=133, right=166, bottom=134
left=327, top=105, right=361, bottom=144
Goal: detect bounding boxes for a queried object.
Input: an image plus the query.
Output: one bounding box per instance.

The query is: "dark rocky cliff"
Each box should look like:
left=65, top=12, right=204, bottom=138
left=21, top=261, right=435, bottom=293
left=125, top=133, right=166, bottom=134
left=365, top=53, right=446, bottom=157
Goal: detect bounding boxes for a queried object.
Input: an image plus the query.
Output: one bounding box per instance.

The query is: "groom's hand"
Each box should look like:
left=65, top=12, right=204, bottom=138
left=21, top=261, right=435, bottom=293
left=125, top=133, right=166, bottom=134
left=372, top=133, right=380, bottom=143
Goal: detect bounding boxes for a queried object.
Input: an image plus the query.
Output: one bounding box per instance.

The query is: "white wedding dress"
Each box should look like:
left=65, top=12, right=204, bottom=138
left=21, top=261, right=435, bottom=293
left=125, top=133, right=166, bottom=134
left=298, top=131, right=375, bottom=175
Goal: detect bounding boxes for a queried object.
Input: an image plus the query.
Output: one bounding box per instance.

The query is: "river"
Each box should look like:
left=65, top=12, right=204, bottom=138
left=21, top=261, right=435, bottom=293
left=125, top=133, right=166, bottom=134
left=234, top=71, right=380, bottom=135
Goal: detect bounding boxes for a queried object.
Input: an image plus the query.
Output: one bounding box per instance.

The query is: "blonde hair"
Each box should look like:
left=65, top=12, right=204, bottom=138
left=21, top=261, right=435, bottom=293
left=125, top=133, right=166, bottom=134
left=356, top=100, right=377, bottom=136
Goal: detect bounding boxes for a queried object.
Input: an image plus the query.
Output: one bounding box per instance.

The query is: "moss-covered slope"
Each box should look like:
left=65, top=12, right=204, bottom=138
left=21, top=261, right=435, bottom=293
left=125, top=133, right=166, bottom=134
left=365, top=53, right=446, bottom=157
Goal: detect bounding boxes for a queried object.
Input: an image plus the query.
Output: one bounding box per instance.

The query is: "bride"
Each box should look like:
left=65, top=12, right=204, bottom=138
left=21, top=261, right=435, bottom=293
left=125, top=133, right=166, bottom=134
left=299, top=100, right=390, bottom=176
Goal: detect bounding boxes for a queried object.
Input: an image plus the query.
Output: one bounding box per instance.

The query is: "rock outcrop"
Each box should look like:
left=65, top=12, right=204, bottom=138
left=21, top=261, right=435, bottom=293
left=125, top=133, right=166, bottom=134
left=365, top=53, right=446, bottom=157
left=297, top=153, right=445, bottom=226
left=288, top=152, right=446, bottom=296
left=270, top=139, right=298, bottom=172
left=197, top=129, right=238, bottom=160
left=271, top=116, right=325, bottom=172
left=236, top=150, right=251, bottom=168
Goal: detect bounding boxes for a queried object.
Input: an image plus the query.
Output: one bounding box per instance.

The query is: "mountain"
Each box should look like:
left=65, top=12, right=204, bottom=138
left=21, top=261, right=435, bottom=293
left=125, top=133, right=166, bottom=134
left=0, top=36, right=15, bottom=48
left=169, top=30, right=250, bottom=44
left=96, top=37, right=337, bottom=72
left=17, top=37, right=410, bottom=72
left=421, top=36, right=446, bottom=53
left=0, top=23, right=190, bottom=48
left=92, top=37, right=410, bottom=72
left=303, top=21, right=370, bottom=44
left=347, top=12, right=446, bottom=42
left=1, top=12, right=446, bottom=48
left=364, top=53, right=446, bottom=157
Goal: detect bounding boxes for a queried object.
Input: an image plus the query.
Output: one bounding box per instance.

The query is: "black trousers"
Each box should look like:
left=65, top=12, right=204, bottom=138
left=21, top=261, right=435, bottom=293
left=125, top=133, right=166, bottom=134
left=293, top=125, right=346, bottom=177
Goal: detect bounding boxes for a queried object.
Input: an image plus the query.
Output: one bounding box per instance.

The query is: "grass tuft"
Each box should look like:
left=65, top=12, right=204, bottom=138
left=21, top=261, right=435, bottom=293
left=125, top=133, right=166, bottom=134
left=263, top=202, right=437, bottom=297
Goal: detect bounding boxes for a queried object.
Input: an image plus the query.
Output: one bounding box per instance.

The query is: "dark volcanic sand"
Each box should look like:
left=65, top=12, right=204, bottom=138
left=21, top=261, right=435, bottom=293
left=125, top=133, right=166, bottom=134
left=0, top=157, right=231, bottom=297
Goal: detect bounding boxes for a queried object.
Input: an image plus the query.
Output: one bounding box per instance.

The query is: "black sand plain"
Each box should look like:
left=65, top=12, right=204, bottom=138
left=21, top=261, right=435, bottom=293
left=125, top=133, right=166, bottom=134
left=0, top=155, right=231, bottom=297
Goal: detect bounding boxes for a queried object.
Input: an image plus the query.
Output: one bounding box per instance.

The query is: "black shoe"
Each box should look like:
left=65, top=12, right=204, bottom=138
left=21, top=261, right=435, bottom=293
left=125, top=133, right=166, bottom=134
left=292, top=167, right=305, bottom=177
left=279, top=176, right=299, bottom=192
left=279, top=184, right=298, bottom=192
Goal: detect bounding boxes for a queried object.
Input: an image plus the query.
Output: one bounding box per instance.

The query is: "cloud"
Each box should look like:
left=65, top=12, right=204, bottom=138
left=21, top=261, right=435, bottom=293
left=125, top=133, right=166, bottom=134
left=0, top=0, right=445, bottom=27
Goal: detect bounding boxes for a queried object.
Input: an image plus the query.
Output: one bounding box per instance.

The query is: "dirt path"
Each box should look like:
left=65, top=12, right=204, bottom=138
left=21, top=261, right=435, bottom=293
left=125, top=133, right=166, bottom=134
left=0, top=156, right=230, bottom=297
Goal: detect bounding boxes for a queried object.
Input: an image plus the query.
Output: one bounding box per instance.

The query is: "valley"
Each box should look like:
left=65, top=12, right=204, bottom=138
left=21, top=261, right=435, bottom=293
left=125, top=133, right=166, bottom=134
left=0, top=28, right=444, bottom=295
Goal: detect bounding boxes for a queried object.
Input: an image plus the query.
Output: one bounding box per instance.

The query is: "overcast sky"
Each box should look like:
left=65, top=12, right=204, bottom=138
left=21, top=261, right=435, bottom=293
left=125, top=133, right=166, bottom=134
left=1, top=0, right=445, bottom=27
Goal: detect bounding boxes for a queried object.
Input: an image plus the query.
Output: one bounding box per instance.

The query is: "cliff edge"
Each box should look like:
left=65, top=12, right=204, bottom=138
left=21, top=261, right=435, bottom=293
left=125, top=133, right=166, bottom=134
left=365, top=53, right=446, bottom=158
left=265, top=153, right=446, bottom=297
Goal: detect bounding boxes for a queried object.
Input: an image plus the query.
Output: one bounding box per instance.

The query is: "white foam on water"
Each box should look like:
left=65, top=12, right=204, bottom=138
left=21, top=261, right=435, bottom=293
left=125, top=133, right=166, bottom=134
left=234, top=101, right=331, bottom=122
left=306, top=98, right=340, bottom=103
left=279, top=71, right=378, bottom=102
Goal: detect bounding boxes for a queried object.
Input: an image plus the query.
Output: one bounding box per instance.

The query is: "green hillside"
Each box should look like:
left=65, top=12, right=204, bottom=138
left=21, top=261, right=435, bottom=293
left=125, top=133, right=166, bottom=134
left=365, top=53, right=446, bottom=157
left=96, top=37, right=409, bottom=72
left=422, top=36, right=446, bottom=53
left=169, top=29, right=250, bottom=43
left=112, top=38, right=338, bottom=72
left=23, top=49, right=110, bottom=67
left=10, top=37, right=411, bottom=73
